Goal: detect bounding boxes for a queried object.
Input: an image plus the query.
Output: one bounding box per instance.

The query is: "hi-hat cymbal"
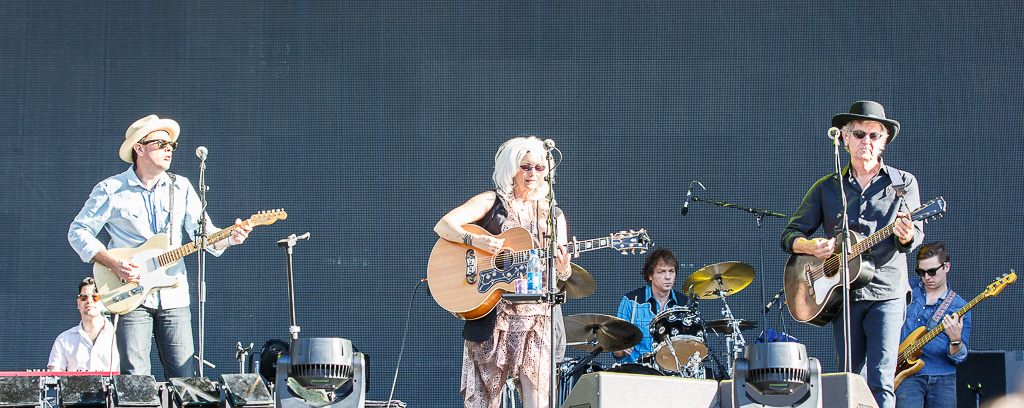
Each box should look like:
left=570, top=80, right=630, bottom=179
left=557, top=263, right=596, bottom=298
left=704, top=319, right=758, bottom=335
left=681, top=261, right=755, bottom=299
left=563, top=313, right=642, bottom=353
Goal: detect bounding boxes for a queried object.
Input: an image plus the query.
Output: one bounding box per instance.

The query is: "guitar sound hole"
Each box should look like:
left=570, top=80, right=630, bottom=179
left=494, top=249, right=513, bottom=270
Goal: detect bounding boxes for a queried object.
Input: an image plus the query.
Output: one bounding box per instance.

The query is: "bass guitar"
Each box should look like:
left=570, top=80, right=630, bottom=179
left=895, top=271, right=1016, bottom=389
left=427, top=225, right=650, bottom=320
left=94, top=209, right=287, bottom=314
left=784, top=197, right=946, bottom=326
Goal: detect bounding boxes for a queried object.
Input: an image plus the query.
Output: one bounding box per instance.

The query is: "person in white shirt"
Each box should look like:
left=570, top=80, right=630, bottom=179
left=47, top=277, right=119, bottom=372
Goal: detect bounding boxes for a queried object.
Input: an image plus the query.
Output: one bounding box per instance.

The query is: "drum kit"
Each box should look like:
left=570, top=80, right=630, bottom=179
left=556, top=261, right=760, bottom=401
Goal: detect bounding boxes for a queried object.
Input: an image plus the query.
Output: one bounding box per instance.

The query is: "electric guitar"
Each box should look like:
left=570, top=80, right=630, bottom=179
left=784, top=197, right=946, bottom=326
left=426, top=225, right=650, bottom=320
left=93, top=209, right=287, bottom=315
left=895, top=271, right=1016, bottom=389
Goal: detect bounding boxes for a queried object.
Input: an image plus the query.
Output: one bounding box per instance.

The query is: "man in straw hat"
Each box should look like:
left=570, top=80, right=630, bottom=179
left=781, top=101, right=924, bottom=408
left=68, top=115, right=252, bottom=378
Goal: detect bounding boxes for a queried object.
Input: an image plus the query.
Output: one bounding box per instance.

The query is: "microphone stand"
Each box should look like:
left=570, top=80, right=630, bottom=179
left=278, top=232, right=311, bottom=341
left=832, top=133, right=854, bottom=373
left=544, top=147, right=560, bottom=408
left=195, top=154, right=209, bottom=377
left=687, top=193, right=787, bottom=355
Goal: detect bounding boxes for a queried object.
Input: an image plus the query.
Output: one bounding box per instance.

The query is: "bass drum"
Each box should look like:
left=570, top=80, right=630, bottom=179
left=604, top=363, right=664, bottom=376
left=649, top=306, right=707, bottom=371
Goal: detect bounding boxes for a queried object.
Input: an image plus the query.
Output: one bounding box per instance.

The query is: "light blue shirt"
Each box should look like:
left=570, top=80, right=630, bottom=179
left=613, top=286, right=686, bottom=364
left=901, top=279, right=970, bottom=376
left=68, top=166, right=224, bottom=309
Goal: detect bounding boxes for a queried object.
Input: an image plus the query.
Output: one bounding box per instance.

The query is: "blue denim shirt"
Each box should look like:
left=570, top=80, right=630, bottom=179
left=68, top=166, right=224, bottom=309
left=901, top=279, right=970, bottom=375
left=781, top=163, right=923, bottom=301
left=613, top=286, right=687, bottom=364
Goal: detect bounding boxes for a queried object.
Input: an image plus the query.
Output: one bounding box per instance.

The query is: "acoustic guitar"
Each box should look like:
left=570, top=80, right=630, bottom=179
left=784, top=197, right=945, bottom=326
left=93, top=209, right=287, bottom=314
left=426, top=225, right=649, bottom=320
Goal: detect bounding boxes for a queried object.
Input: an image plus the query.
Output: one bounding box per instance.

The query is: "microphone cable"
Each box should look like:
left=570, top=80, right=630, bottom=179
left=385, top=278, right=428, bottom=407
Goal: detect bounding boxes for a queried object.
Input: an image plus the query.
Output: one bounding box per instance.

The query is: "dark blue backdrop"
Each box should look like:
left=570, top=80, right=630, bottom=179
left=2, top=2, right=1022, bottom=406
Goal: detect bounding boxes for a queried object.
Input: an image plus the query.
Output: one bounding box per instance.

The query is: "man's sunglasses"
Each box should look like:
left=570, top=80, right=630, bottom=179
left=139, top=139, right=178, bottom=151
left=519, top=164, right=546, bottom=172
left=849, top=130, right=886, bottom=141
left=77, top=294, right=101, bottom=302
left=915, top=261, right=949, bottom=277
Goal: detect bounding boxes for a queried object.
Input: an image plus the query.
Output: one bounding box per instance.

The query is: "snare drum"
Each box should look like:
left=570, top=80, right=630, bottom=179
left=649, top=306, right=707, bottom=371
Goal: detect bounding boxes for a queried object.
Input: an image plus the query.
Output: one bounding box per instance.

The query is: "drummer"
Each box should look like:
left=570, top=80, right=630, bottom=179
left=611, top=247, right=690, bottom=364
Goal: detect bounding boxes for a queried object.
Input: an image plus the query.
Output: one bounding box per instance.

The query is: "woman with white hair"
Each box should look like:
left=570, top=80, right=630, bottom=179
left=434, top=135, right=571, bottom=408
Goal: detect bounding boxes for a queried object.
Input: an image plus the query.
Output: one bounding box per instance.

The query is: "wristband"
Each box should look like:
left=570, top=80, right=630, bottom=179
left=949, top=340, right=962, bottom=346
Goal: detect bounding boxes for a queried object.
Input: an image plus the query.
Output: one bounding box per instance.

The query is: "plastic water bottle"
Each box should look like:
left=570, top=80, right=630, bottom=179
left=527, top=249, right=544, bottom=294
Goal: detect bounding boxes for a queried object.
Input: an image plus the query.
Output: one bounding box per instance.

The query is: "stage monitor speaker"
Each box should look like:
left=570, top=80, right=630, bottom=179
left=956, top=350, right=1024, bottom=408
left=58, top=376, right=106, bottom=406
left=0, top=377, right=40, bottom=408
left=169, top=377, right=220, bottom=407
left=220, top=374, right=273, bottom=408
left=111, top=375, right=160, bottom=408
left=720, top=373, right=877, bottom=408
left=561, top=372, right=719, bottom=408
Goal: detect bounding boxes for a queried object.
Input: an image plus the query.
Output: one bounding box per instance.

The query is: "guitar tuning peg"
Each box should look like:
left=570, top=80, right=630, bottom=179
left=639, top=250, right=647, bottom=254
left=621, top=250, right=628, bottom=255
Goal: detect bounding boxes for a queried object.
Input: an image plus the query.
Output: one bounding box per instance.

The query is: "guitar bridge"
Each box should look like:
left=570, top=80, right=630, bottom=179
left=464, top=249, right=478, bottom=284
left=803, top=264, right=815, bottom=296
left=112, top=286, right=145, bottom=303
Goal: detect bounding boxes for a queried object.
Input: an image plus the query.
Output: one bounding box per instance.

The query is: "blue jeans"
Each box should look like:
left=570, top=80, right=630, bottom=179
left=833, top=298, right=906, bottom=408
left=116, top=306, right=195, bottom=378
left=896, top=374, right=957, bottom=408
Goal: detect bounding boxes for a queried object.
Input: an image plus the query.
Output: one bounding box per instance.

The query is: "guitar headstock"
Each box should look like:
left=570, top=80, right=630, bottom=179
left=982, top=270, right=1017, bottom=298
left=611, top=229, right=651, bottom=255
left=911, top=197, right=946, bottom=223
left=247, top=209, right=288, bottom=226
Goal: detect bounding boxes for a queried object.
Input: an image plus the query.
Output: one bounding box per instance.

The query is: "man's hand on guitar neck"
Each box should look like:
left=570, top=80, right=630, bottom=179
left=212, top=218, right=253, bottom=250
left=93, top=249, right=141, bottom=283
left=793, top=237, right=836, bottom=260
left=893, top=211, right=915, bottom=246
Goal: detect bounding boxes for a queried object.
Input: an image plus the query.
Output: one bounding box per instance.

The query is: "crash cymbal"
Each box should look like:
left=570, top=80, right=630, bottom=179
left=681, top=261, right=755, bottom=299
left=704, top=319, right=758, bottom=335
left=563, top=313, right=642, bottom=353
left=557, top=263, right=596, bottom=298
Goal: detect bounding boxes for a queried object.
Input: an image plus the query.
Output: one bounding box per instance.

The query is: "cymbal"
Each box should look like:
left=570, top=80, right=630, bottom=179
left=563, top=313, right=642, bottom=353
left=557, top=263, right=596, bottom=298
left=681, top=261, right=755, bottom=299
left=704, top=319, right=758, bottom=335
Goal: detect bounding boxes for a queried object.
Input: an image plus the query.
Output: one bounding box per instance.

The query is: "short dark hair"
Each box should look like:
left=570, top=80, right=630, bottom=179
left=78, top=276, right=96, bottom=294
left=917, top=242, right=950, bottom=264
left=642, top=247, right=678, bottom=284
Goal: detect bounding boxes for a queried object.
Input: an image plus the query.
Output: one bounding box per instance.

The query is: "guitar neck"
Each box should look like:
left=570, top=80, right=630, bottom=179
left=849, top=222, right=897, bottom=257
left=900, top=291, right=984, bottom=360
left=155, top=225, right=240, bottom=267
left=516, top=236, right=616, bottom=263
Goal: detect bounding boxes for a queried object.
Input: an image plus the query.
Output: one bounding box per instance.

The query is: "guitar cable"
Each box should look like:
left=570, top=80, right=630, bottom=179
left=385, top=278, right=428, bottom=408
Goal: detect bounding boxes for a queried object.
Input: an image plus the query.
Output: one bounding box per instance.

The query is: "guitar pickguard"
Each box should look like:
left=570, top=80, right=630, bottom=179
left=478, top=264, right=526, bottom=293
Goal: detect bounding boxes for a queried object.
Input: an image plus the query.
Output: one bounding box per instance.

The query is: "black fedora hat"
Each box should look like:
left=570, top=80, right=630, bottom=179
left=832, top=100, right=900, bottom=144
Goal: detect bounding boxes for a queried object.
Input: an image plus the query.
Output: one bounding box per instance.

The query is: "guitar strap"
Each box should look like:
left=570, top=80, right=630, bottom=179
left=166, top=172, right=176, bottom=247
left=886, top=165, right=906, bottom=198
left=927, top=288, right=957, bottom=329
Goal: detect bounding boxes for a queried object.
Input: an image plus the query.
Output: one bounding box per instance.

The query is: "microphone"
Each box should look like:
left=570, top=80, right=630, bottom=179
left=827, top=127, right=841, bottom=140
left=764, top=287, right=785, bottom=313
left=681, top=181, right=705, bottom=216
left=543, top=139, right=556, bottom=151
left=195, top=146, right=208, bottom=160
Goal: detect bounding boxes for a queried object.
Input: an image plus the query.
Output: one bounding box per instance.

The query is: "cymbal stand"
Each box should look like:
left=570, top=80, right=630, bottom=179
left=714, top=288, right=747, bottom=377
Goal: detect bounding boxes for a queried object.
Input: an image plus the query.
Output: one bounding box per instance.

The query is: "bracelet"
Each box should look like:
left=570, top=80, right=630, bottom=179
left=949, top=340, right=962, bottom=346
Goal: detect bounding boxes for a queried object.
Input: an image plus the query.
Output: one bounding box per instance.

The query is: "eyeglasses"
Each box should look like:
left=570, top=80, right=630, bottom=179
left=519, top=164, right=546, bottom=172
left=849, top=130, right=886, bottom=141
left=77, top=294, right=101, bottom=302
left=915, top=262, right=949, bottom=277
left=139, top=139, right=178, bottom=151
